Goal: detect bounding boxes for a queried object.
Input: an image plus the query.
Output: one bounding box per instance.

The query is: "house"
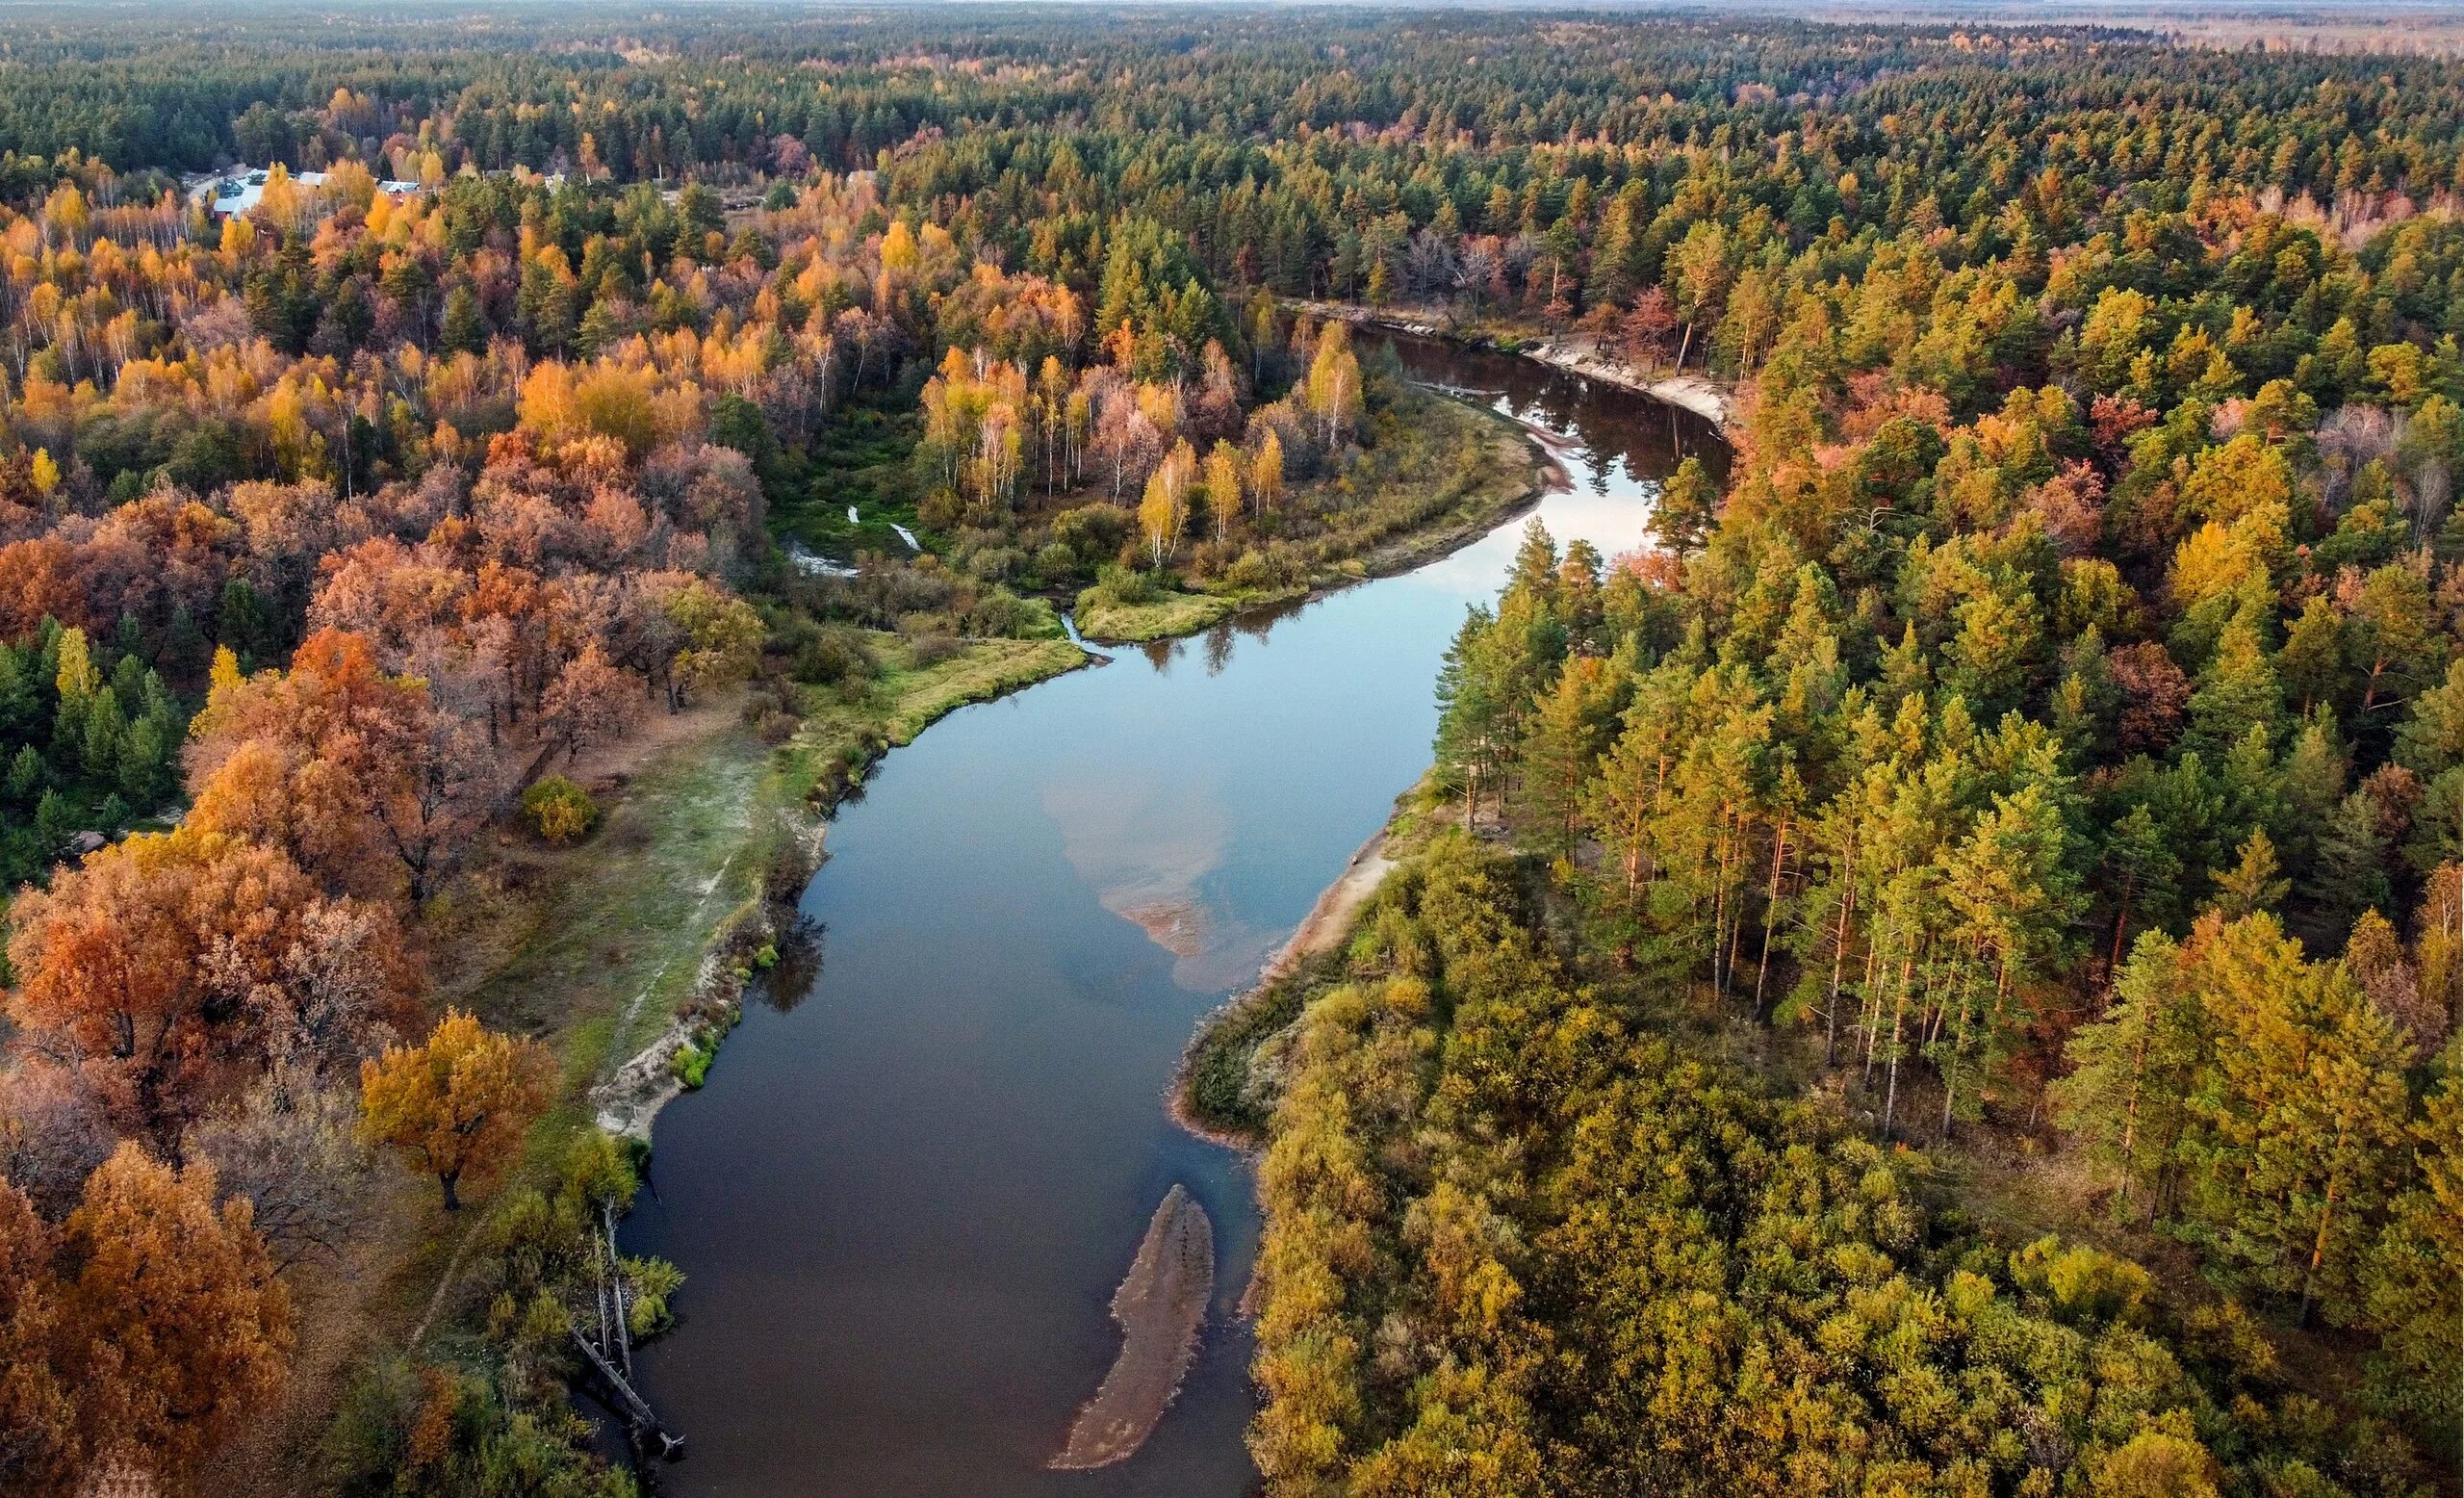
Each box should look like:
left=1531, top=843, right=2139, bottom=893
left=188, top=166, right=423, bottom=221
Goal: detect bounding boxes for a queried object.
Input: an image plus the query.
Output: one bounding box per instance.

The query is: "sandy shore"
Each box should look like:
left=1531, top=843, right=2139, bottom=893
left=1523, top=340, right=1732, bottom=427
left=1166, top=825, right=1399, bottom=1154
left=1260, top=829, right=1395, bottom=984
left=1050, top=1184, right=1217, bottom=1470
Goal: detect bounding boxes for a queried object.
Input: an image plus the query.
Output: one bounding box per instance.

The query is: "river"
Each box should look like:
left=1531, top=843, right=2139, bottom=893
left=616, top=336, right=1724, bottom=1496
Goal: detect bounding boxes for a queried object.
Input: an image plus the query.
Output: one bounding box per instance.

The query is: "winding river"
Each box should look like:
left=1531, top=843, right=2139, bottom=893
left=617, top=337, right=1723, bottom=1496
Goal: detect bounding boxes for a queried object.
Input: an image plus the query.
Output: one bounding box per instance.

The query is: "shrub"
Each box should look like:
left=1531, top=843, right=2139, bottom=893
left=1050, top=502, right=1132, bottom=564
left=1092, top=562, right=1160, bottom=606
left=786, top=622, right=875, bottom=686
left=673, top=1040, right=713, bottom=1089
left=522, top=775, right=598, bottom=842
left=1223, top=548, right=1278, bottom=590
left=1034, top=541, right=1080, bottom=581
left=907, top=633, right=963, bottom=667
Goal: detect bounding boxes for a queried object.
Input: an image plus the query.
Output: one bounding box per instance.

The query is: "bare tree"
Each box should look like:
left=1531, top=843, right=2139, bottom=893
left=189, top=1062, right=375, bottom=1272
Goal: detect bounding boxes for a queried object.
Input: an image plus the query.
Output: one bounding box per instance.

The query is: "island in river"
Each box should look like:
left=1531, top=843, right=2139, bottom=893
left=1050, top=1183, right=1217, bottom=1472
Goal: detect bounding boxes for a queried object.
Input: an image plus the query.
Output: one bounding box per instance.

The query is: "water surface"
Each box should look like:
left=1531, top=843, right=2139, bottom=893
left=619, top=337, right=1721, bottom=1496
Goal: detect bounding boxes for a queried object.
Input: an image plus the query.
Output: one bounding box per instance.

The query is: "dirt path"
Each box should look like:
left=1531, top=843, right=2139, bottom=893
left=1049, top=1184, right=1216, bottom=1471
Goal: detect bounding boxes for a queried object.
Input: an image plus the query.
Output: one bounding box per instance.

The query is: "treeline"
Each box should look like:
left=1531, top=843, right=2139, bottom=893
left=0, top=6, right=2458, bottom=213
left=1392, top=82, right=2464, bottom=1462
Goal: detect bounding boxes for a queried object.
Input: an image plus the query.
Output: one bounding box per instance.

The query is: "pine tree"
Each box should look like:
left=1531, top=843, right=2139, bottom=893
left=439, top=283, right=487, bottom=355
left=5, top=743, right=41, bottom=803
left=2184, top=606, right=2283, bottom=758
left=1521, top=655, right=1625, bottom=855
left=2213, top=830, right=2291, bottom=917
left=2055, top=927, right=2208, bottom=1216
left=1651, top=456, right=1718, bottom=555
left=2358, top=1060, right=2462, bottom=1433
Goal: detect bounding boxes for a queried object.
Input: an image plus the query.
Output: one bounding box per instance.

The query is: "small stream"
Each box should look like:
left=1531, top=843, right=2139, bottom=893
left=617, top=336, right=1723, bottom=1496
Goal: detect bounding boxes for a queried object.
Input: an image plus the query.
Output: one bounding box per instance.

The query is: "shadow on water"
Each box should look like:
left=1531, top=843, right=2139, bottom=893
left=614, top=334, right=1721, bottom=1497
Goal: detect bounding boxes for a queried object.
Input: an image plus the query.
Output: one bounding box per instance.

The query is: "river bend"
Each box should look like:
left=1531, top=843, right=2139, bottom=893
left=619, top=337, right=1722, bottom=1496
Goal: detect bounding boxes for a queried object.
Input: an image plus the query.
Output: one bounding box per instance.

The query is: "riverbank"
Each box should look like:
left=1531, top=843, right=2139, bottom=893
left=1171, top=815, right=1416, bottom=1149
left=227, top=632, right=1091, bottom=1493
left=1286, top=297, right=1737, bottom=433
left=1073, top=586, right=1248, bottom=644
left=1076, top=384, right=1555, bottom=646
left=1264, top=829, right=1393, bottom=985
left=589, top=631, right=1091, bottom=1141
left=582, top=384, right=1555, bottom=1137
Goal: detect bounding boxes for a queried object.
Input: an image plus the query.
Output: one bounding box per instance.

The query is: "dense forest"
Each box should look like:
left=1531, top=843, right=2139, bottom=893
left=0, top=5, right=2451, bottom=1496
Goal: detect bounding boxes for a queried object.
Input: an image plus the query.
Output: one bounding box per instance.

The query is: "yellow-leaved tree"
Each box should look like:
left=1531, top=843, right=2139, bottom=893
left=360, top=1010, right=555, bottom=1211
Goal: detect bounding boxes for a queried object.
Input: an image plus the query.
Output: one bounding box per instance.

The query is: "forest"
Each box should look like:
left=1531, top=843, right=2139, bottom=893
left=0, top=4, right=2450, bottom=1496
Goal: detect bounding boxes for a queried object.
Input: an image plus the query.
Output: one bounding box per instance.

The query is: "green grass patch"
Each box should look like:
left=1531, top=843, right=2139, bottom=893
left=770, top=401, right=937, bottom=556
left=673, top=1039, right=713, bottom=1089
left=1073, top=587, right=1239, bottom=643
left=451, top=720, right=776, bottom=1071
left=784, top=632, right=1087, bottom=802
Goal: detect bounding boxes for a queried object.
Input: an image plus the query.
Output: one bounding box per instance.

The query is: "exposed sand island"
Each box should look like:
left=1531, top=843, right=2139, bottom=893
left=1050, top=1184, right=1217, bottom=1470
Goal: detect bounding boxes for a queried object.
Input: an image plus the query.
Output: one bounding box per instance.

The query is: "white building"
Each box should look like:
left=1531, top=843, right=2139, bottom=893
left=188, top=167, right=423, bottom=220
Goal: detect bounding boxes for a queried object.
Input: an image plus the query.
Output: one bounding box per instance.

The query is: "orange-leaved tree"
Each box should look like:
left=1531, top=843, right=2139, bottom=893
left=359, top=1009, right=555, bottom=1211
left=5, top=827, right=419, bottom=1142
left=53, top=1142, right=293, bottom=1486
left=0, top=1177, right=73, bottom=1496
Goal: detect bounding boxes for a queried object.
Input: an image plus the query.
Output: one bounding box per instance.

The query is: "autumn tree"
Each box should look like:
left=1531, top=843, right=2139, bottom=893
left=360, top=1009, right=556, bottom=1211
left=1138, top=439, right=1196, bottom=568
left=0, top=1178, right=72, bottom=1496
left=2056, top=914, right=2413, bottom=1322
left=1248, top=428, right=1285, bottom=521
left=658, top=579, right=763, bottom=710
left=539, top=639, right=639, bottom=761
left=1203, top=439, right=1245, bottom=542
left=54, top=1142, right=293, bottom=1485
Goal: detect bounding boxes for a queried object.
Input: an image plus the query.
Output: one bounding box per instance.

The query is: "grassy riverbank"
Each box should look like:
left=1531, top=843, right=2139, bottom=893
left=223, top=629, right=1090, bottom=1494
left=1072, top=587, right=1245, bottom=644
left=449, top=631, right=1089, bottom=1101
left=781, top=632, right=1089, bottom=809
